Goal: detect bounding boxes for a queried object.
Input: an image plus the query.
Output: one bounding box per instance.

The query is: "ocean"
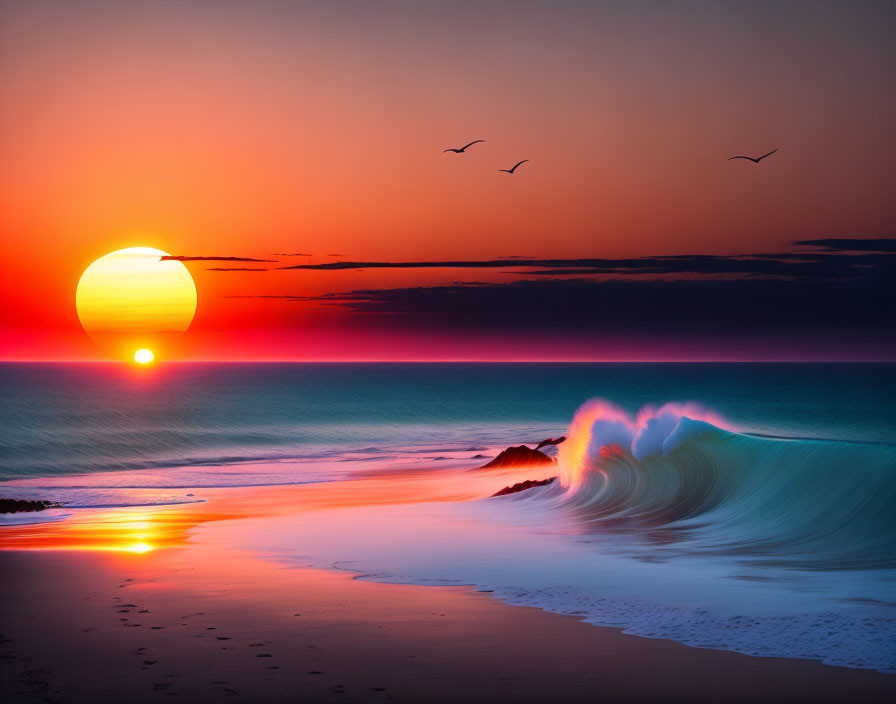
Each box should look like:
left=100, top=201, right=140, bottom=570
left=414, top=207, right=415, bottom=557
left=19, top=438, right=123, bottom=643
left=3, top=362, right=893, bottom=479
left=2, top=362, right=895, bottom=671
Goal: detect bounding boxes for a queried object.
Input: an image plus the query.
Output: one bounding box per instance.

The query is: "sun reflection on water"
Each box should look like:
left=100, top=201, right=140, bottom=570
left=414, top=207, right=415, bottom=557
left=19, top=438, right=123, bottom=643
left=124, top=541, right=155, bottom=554
left=0, top=507, right=192, bottom=553
left=0, top=467, right=547, bottom=555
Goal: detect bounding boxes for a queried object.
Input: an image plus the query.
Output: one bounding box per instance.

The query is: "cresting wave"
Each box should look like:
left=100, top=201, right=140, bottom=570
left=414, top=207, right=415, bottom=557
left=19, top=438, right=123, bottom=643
left=544, top=400, right=896, bottom=570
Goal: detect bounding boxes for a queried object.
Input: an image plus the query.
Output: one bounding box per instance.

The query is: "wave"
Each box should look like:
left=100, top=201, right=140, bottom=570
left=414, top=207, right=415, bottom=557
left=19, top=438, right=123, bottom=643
left=529, top=400, right=896, bottom=571
left=0, top=440, right=504, bottom=480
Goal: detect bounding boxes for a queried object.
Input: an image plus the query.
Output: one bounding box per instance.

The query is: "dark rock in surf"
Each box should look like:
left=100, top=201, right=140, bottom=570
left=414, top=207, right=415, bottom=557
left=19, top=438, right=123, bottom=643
left=534, top=436, right=566, bottom=451
left=0, top=498, right=61, bottom=514
left=492, top=477, right=557, bottom=497
left=480, top=445, right=554, bottom=468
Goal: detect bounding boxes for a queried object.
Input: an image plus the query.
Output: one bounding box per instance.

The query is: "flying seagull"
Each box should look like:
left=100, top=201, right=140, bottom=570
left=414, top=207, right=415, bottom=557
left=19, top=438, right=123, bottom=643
left=499, top=159, right=529, bottom=174
left=728, top=148, right=778, bottom=164
left=444, top=139, right=485, bottom=154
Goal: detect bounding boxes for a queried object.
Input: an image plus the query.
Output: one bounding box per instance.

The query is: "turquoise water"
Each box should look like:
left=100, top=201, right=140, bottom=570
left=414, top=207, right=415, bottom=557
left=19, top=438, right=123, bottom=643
left=1, top=363, right=893, bottom=478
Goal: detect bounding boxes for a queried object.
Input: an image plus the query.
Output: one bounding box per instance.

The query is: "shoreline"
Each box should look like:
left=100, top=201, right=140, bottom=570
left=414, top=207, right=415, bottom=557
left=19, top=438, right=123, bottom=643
left=2, top=547, right=895, bottom=704
left=2, top=470, right=896, bottom=683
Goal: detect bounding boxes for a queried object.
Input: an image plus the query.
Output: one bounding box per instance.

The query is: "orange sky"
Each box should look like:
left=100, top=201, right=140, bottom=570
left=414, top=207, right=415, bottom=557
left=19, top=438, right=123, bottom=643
left=1, top=1, right=894, bottom=360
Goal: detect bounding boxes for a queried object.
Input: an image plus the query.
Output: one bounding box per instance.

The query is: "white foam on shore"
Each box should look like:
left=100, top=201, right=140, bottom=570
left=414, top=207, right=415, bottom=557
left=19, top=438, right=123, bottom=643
left=488, top=585, right=896, bottom=673
left=336, top=566, right=896, bottom=672
left=0, top=509, right=72, bottom=525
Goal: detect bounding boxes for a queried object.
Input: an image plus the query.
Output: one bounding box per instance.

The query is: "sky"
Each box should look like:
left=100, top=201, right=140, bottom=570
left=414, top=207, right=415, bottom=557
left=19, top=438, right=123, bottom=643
left=1, top=0, right=894, bottom=361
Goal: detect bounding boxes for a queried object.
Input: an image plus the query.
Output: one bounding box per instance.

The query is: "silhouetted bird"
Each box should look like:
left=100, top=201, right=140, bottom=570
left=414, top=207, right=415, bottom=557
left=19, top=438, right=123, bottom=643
left=499, top=160, right=529, bottom=174
left=728, top=149, right=777, bottom=163
left=443, top=140, right=485, bottom=153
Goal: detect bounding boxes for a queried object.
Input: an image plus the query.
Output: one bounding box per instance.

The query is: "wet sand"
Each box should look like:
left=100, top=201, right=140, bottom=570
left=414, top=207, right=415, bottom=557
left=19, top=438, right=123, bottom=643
left=2, top=544, right=895, bottom=704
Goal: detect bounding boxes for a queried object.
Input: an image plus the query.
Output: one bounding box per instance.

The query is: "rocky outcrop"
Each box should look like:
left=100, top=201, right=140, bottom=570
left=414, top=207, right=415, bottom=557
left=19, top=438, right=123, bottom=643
left=492, top=477, right=556, bottom=497
left=480, top=445, right=554, bottom=468
left=0, top=498, right=60, bottom=514
left=534, top=436, right=566, bottom=451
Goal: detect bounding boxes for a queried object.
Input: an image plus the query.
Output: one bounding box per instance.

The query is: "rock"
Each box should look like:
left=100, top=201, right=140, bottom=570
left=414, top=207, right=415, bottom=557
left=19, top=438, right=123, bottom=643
left=0, top=498, right=61, bottom=514
left=492, top=477, right=557, bottom=497
left=480, top=445, right=554, bottom=468
left=534, top=436, right=566, bottom=451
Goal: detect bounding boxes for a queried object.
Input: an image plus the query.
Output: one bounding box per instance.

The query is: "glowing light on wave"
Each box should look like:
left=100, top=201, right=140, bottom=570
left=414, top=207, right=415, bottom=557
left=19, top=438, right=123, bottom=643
left=556, top=399, right=730, bottom=490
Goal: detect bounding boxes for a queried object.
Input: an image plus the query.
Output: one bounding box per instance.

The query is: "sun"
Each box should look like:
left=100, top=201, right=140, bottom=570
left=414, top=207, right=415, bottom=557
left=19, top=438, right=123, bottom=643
left=134, top=348, right=155, bottom=364
left=76, top=247, right=197, bottom=356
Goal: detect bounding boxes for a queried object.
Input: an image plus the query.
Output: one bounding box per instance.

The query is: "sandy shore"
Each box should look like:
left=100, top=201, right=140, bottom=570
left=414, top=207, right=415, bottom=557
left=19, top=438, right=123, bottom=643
left=2, top=470, right=895, bottom=702
left=2, top=542, right=895, bottom=704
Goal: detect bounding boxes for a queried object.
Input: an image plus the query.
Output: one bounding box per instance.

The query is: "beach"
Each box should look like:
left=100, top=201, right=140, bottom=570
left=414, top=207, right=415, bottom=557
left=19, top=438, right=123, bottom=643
left=3, top=505, right=896, bottom=704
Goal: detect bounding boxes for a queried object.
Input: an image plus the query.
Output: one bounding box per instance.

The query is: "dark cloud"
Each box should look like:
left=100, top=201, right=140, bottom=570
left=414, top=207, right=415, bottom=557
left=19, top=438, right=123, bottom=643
left=277, top=251, right=888, bottom=279
left=225, top=238, right=895, bottom=354
left=300, top=273, right=894, bottom=339
left=206, top=267, right=271, bottom=272
left=160, top=255, right=277, bottom=262
left=273, top=249, right=894, bottom=351
left=792, top=238, right=896, bottom=253
left=225, top=295, right=306, bottom=299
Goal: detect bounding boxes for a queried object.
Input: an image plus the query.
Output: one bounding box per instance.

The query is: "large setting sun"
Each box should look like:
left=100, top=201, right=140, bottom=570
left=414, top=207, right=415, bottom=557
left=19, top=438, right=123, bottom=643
left=75, top=247, right=197, bottom=336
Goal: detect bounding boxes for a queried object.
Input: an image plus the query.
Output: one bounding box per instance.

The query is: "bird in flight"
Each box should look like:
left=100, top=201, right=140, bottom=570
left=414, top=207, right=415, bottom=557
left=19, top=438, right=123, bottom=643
left=499, top=160, right=529, bottom=174
left=728, top=148, right=778, bottom=163
left=444, top=139, right=485, bottom=153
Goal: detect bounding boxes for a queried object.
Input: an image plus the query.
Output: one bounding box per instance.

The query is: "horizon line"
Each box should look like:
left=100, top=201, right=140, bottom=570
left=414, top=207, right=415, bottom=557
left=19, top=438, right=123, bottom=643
left=2, top=358, right=894, bottom=364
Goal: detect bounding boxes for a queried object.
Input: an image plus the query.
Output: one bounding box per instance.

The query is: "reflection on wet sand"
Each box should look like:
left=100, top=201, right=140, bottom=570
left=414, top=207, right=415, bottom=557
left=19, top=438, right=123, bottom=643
left=0, top=463, right=552, bottom=552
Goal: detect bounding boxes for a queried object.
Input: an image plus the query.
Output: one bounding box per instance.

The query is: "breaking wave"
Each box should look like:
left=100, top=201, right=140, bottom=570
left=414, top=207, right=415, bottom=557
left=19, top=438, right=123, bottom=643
left=543, top=400, right=896, bottom=570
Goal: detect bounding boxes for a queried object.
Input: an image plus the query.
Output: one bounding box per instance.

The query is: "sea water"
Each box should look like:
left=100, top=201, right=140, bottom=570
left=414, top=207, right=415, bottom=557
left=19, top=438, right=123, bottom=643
left=2, top=363, right=895, bottom=671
